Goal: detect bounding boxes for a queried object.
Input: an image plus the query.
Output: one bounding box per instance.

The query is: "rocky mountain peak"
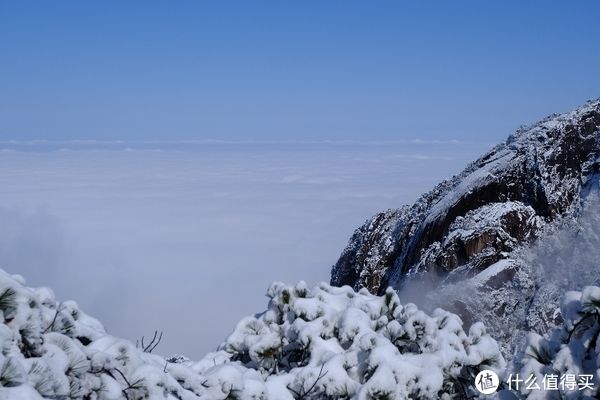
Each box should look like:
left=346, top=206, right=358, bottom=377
left=331, top=99, right=600, bottom=295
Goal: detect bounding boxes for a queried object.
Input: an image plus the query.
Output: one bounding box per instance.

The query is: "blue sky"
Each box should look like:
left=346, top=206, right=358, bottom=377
left=1, top=1, right=599, bottom=142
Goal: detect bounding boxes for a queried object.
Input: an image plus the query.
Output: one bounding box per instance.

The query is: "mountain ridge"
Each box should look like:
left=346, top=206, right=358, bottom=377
left=331, top=99, right=600, bottom=295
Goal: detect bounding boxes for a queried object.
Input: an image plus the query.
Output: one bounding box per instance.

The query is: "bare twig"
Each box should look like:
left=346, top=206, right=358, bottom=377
left=137, top=330, right=164, bottom=353
left=287, top=364, right=328, bottom=399
left=147, top=331, right=163, bottom=353
left=88, top=367, right=142, bottom=400
left=43, top=303, right=63, bottom=333
left=112, top=367, right=144, bottom=399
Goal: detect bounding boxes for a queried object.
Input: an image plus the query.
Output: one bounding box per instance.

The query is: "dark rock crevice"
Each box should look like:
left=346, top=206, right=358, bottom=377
left=331, top=100, right=600, bottom=295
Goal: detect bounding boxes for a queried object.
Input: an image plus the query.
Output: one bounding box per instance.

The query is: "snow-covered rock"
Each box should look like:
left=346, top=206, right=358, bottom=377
left=331, top=99, right=600, bottom=295
left=331, top=99, right=600, bottom=361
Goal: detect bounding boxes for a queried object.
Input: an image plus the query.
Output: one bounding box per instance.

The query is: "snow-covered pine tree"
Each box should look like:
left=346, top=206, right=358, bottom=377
left=212, top=281, right=505, bottom=399
left=0, top=270, right=505, bottom=399
left=516, top=286, right=600, bottom=399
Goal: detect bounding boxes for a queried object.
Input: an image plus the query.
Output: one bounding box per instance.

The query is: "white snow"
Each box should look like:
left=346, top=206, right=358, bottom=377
left=0, top=270, right=505, bottom=399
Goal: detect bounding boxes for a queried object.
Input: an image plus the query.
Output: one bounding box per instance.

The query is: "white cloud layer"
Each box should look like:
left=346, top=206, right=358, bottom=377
left=0, top=141, right=490, bottom=358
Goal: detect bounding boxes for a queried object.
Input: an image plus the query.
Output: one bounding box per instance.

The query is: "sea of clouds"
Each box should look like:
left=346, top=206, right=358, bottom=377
left=0, top=140, right=490, bottom=358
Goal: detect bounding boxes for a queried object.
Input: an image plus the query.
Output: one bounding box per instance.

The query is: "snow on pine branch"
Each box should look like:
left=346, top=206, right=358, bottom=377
left=515, top=286, right=600, bottom=399
left=0, top=269, right=504, bottom=399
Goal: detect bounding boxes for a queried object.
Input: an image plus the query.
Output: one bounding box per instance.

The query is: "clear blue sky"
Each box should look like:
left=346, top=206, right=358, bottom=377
left=1, top=1, right=599, bottom=142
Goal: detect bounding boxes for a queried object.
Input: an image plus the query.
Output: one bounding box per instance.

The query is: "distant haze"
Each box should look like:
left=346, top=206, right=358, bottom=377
left=0, top=141, right=489, bottom=357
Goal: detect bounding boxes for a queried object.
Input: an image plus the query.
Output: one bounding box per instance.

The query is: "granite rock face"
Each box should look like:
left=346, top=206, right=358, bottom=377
left=331, top=100, right=600, bottom=295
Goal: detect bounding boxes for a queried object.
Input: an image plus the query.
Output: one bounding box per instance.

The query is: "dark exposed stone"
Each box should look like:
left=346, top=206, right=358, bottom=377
left=77, top=336, right=92, bottom=346
left=331, top=100, right=600, bottom=295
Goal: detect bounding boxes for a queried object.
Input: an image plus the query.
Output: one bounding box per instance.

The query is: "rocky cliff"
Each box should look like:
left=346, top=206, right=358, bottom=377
left=331, top=100, right=600, bottom=296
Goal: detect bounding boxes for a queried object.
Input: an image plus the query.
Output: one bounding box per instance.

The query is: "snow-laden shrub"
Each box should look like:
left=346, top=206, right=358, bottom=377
left=211, top=281, right=505, bottom=399
left=0, top=269, right=208, bottom=400
left=0, top=270, right=505, bottom=399
left=516, top=286, right=600, bottom=399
